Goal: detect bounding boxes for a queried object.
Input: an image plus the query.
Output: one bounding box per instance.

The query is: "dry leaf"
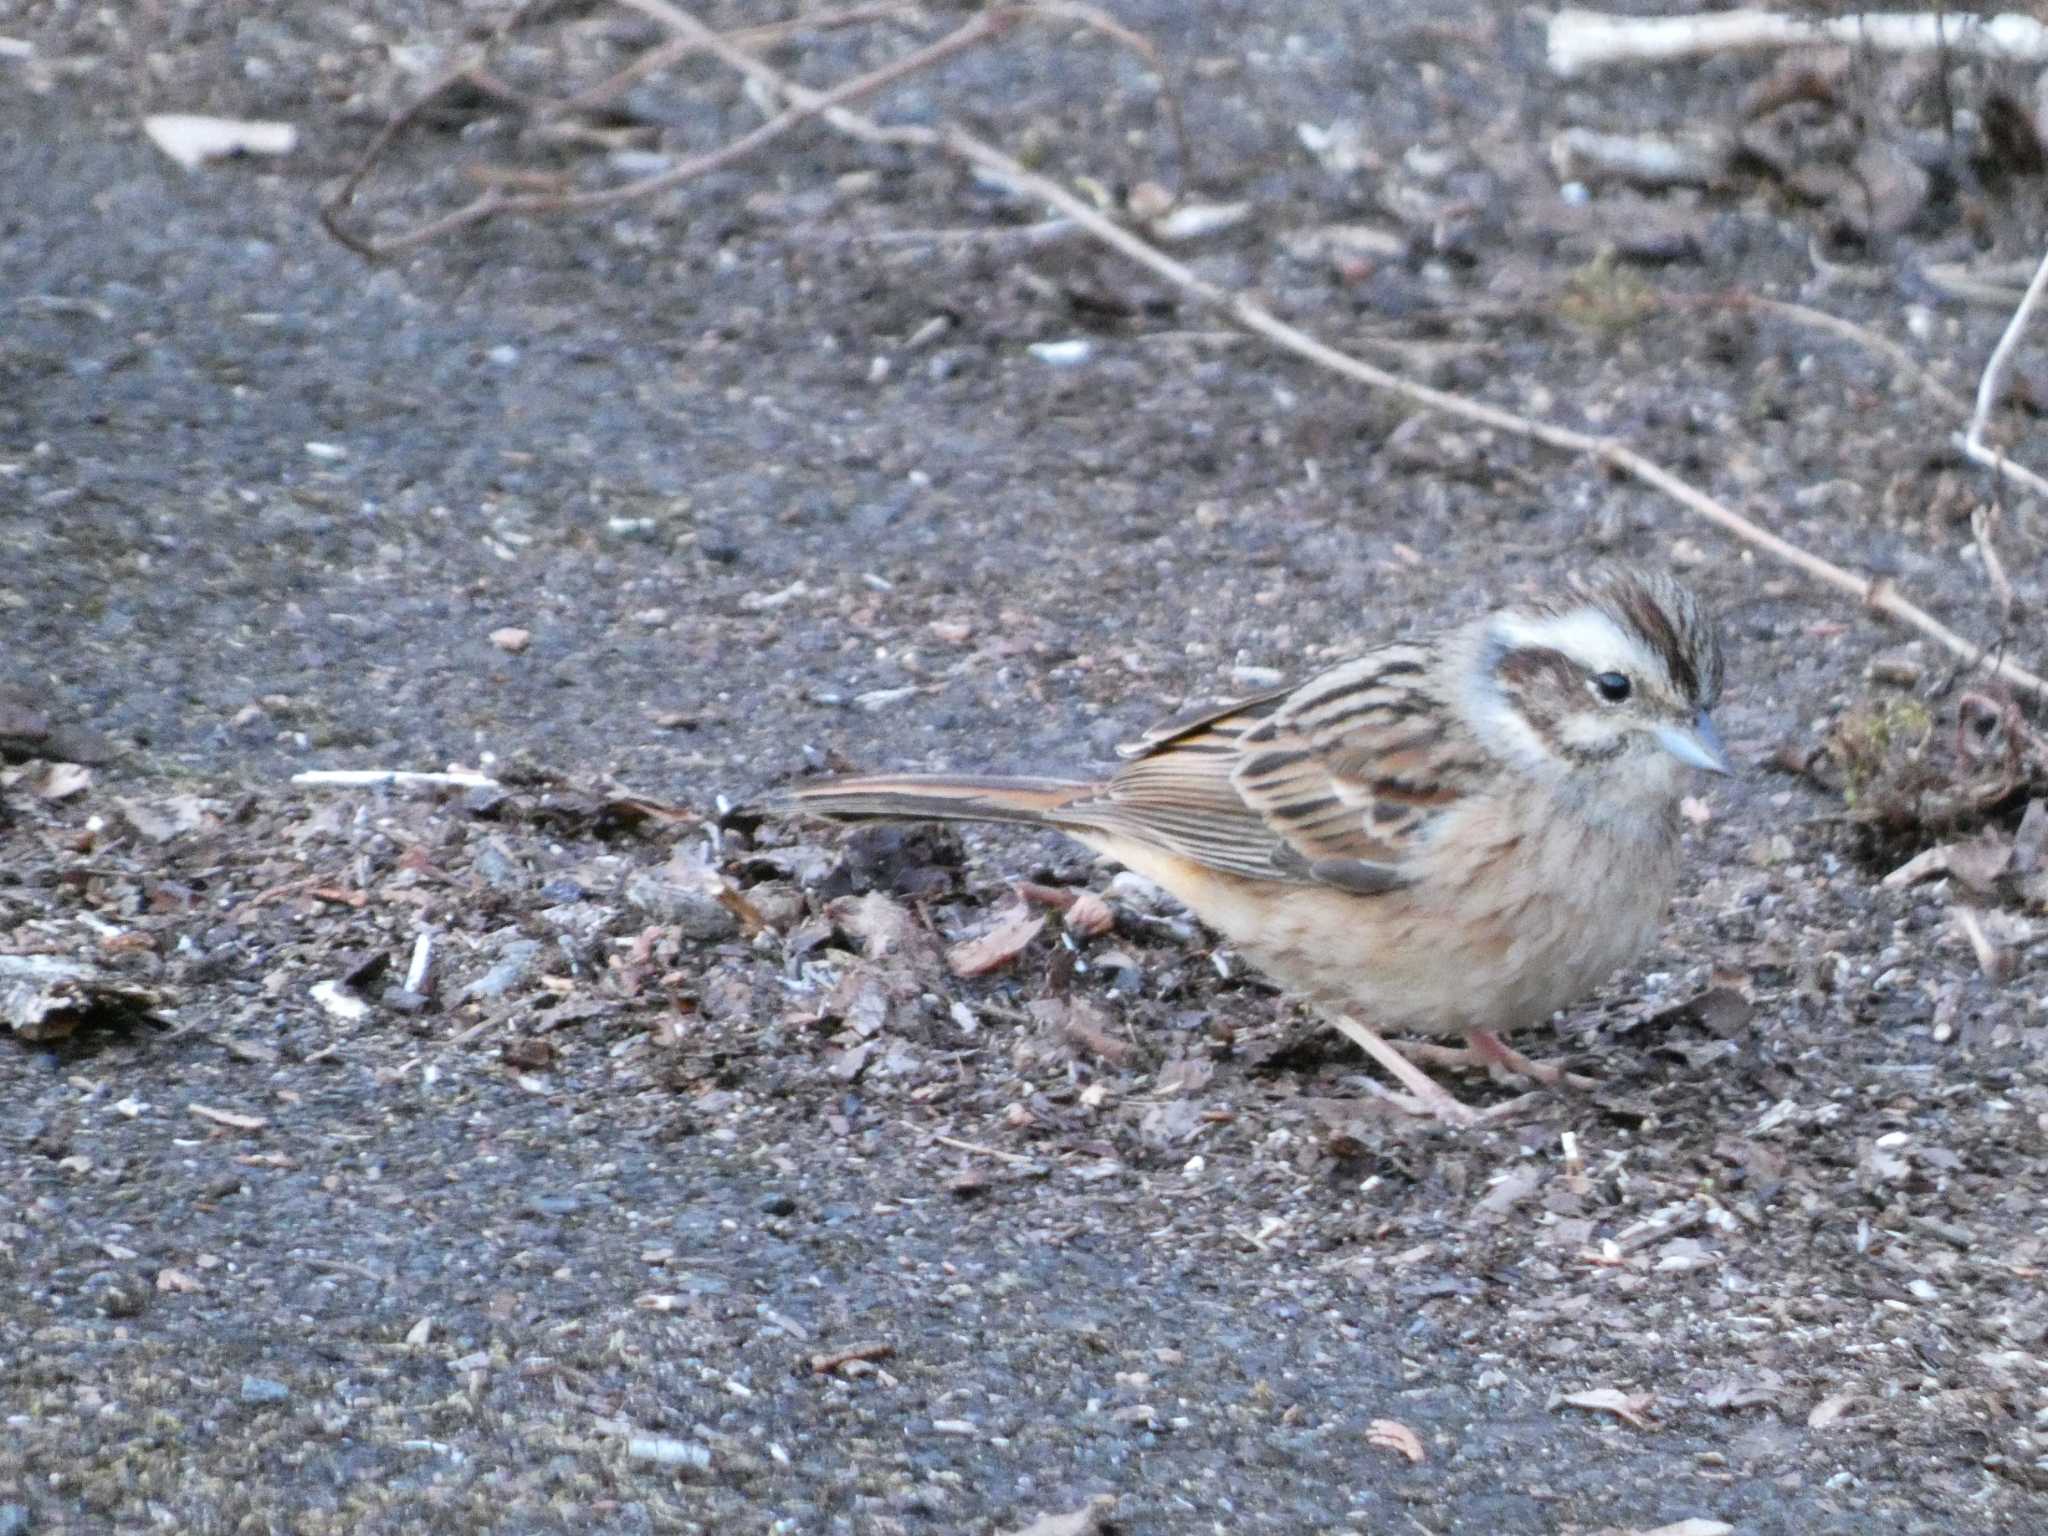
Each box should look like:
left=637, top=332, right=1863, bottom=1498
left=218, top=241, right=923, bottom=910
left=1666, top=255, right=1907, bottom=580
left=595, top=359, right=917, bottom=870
left=1556, top=1386, right=1654, bottom=1429
left=1475, top=1161, right=1546, bottom=1216
left=1806, top=1390, right=1863, bottom=1429
left=832, top=891, right=926, bottom=962
left=38, top=762, right=92, bottom=800
left=1154, top=1054, right=1214, bottom=1095
left=827, top=1040, right=877, bottom=1081
left=118, top=794, right=212, bottom=843
left=948, top=909, right=1046, bottom=977
left=1064, top=890, right=1115, bottom=937
left=1366, top=1417, right=1425, bottom=1463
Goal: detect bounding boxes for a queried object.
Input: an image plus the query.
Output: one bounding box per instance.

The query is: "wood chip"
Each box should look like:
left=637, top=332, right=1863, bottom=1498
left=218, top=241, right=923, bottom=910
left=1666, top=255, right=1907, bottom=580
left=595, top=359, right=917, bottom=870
left=832, top=891, right=928, bottom=962
left=38, top=762, right=92, bottom=800
left=309, top=979, right=371, bottom=1022
left=810, top=1341, right=895, bottom=1374
left=1555, top=1386, right=1654, bottom=1429
left=1366, top=1417, right=1425, bottom=1463
left=1064, top=890, right=1115, bottom=937
left=142, top=113, right=296, bottom=171
left=0, top=954, right=162, bottom=1041
left=947, top=909, right=1045, bottom=977
left=1806, top=1390, right=1864, bottom=1429
left=188, top=1103, right=268, bottom=1132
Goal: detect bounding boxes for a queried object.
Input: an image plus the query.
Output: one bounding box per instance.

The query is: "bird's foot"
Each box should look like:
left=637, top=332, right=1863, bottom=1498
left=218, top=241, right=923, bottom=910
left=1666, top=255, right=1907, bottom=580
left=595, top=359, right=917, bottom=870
left=1330, top=1016, right=1547, bottom=1128
left=1392, top=1031, right=1599, bottom=1093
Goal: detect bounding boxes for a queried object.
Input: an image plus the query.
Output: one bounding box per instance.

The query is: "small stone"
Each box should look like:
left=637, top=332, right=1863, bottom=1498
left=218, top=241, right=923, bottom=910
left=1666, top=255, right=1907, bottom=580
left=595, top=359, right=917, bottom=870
left=240, top=1375, right=291, bottom=1404
left=1028, top=339, right=1093, bottom=367
left=0, top=1503, right=30, bottom=1536
left=489, top=627, right=531, bottom=654
left=85, top=1270, right=146, bottom=1318
left=461, top=939, right=541, bottom=1001
left=757, top=1193, right=797, bottom=1218
left=1866, top=648, right=1924, bottom=689
left=624, top=861, right=740, bottom=942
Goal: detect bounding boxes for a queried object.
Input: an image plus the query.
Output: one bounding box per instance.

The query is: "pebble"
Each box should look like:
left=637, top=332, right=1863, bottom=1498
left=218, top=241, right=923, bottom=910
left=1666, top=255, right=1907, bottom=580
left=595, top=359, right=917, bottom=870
left=1028, top=339, right=1093, bottom=367
left=623, top=870, right=739, bottom=942
left=461, top=940, right=541, bottom=1001
left=240, top=1375, right=291, bottom=1405
left=85, top=1270, right=146, bottom=1318
left=0, top=1504, right=28, bottom=1536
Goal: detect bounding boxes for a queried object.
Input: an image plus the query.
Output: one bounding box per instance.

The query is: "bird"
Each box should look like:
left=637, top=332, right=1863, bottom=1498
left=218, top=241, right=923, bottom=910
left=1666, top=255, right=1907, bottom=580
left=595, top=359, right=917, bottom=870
left=780, top=567, right=1729, bottom=1126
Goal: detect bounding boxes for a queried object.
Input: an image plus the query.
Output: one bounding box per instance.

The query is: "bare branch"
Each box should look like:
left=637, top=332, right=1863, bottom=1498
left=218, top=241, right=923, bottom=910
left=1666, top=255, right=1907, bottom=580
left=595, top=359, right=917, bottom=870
left=629, top=2, right=2048, bottom=696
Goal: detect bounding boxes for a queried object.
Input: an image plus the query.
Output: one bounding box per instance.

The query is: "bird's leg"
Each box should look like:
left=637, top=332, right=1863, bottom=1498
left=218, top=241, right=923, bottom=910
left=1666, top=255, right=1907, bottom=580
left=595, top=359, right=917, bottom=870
left=1328, top=1015, right=1479, bottom=1128
left=1388, top=1039, right=1484, bottom=1072
left=1463, top=1029, right=1599, bottom=1093
left=1388, top=1032, right=1600, bottom=1092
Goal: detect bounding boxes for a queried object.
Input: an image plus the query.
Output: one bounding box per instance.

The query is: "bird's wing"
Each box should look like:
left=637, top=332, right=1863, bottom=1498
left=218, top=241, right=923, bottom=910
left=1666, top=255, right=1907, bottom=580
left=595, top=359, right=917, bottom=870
left=1054, top=643, right=1485, bottom=891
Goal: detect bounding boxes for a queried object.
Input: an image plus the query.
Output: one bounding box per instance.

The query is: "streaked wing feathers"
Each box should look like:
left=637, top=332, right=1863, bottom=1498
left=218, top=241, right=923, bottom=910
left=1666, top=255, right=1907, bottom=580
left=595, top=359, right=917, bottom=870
left=1058, top=642, right=1472, bottom=892
left=1113, top=687, right=1290, bottom=759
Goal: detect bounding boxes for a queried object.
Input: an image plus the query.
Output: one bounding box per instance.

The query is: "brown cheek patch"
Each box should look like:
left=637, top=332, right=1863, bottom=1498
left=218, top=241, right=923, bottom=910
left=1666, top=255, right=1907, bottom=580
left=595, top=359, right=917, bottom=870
left=1496, top=646, right=1579, bottom=732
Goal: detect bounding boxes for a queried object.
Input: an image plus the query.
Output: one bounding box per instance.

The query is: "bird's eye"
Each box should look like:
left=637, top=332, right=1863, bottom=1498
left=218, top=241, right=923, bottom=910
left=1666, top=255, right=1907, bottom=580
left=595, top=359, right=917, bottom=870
left=1591, top=672, right=1632, bottom=703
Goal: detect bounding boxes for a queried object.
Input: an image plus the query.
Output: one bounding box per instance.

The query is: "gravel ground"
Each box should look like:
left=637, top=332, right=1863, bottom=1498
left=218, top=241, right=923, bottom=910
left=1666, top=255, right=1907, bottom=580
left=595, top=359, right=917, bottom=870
left=5, top=3, right=2048, bottom=1532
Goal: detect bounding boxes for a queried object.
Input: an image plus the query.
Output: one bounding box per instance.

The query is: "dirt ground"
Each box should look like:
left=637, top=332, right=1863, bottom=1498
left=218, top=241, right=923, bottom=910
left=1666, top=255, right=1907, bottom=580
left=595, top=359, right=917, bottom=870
left=6, top=2, right=2048, bottom=1532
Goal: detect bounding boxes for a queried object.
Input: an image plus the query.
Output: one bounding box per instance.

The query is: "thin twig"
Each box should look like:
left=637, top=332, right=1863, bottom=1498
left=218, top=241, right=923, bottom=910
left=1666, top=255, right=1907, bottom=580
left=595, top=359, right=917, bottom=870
left=328, top=2, right=1184, bottom=259
left=1549, top=8, right=2048, bottom=77
left=326, top=11, right=1021, bottom=257
left=928, top=1132, right=1043, bottom=1167
left=553, top=3, right=917, bottom=117
left=619, top=0, right=1187, bottom=187
left=1952, top=242, right=2048, bottom=500
left=1972, top=504, right=2016, bottom=622
left=1967, top=243, right=2048, bottom=445
left=1736, top=295, right=1970, bottom=417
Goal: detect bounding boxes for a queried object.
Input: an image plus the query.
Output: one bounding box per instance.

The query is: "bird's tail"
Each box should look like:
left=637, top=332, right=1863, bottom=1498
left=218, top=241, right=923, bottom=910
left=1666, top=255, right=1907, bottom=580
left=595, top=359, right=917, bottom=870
left=777, top=773, right=1095, bottom=828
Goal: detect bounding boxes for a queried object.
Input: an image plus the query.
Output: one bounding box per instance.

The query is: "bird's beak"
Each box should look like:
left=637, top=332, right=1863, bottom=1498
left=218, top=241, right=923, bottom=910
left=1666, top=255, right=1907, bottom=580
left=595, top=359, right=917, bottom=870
left=1655, top=711, right=1735, bottom=776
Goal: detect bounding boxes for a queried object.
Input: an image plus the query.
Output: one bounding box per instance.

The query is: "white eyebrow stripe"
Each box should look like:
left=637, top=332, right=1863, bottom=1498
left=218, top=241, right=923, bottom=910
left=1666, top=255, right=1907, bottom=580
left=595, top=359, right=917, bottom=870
left=1493, top=607, right=1653, bottom=676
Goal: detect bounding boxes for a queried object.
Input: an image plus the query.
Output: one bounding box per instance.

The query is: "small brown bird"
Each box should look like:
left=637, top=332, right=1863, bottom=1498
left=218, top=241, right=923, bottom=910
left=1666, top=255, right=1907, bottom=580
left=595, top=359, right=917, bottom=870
left=784, top=568, right=1729, bottom=1125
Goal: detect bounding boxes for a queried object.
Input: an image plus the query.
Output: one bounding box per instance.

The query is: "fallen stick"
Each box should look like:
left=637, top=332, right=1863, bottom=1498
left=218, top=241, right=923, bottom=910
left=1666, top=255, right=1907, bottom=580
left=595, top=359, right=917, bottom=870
left=631, top=5, right=2047, bottom=693
left=329, top=2, right=1184, bottom=259
left=374, top=3, right=2048, bottom=699
left=1953, top=243, right=2048, bottom=503
left=291, top=769, right=501, bottom=790
left=1736, top=296, right=1971, bottom=417
left=1549, top=8, right=2048, bottom=77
